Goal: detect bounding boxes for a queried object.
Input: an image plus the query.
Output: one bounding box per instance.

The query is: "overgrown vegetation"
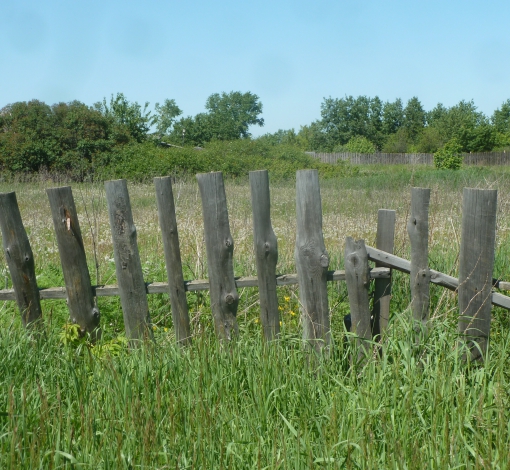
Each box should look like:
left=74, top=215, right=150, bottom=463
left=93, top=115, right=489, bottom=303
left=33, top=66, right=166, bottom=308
left=1, top=166, right=510, bottom=467
left=2, top=92, right=510, bottom=182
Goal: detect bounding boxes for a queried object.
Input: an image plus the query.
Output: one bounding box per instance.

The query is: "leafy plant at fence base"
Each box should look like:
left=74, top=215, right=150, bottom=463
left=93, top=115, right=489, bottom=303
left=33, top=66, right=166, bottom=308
left=433, top=139, right=463, bottom=170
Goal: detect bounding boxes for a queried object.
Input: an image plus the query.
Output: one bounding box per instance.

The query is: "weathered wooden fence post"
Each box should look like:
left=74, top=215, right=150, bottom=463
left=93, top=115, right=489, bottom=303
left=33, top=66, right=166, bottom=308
left=0, top=192, right=42, bottom=328
left=371, top=209, right=395, bottom=339
left=105, top=180, right=152, bottom=344
left=46, top=186, right=101, bottom=338
left=458, top=188, right=497, bottom=361
left=344, top=237, right=371, bottom=360
left=295, top=169, right=331, bottom=353
left=154, top=177, right=191, bottom=345
left=197, top=172, right=239, bottom=340
left=249, top=170, right=280, bottom=341
left=407, top=188, right=431, bottom=334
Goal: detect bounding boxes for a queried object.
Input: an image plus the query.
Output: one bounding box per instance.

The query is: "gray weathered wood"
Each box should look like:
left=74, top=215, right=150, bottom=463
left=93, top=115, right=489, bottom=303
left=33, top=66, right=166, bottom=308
left=46, top=186, right=100, bottom=338
left=154, top=177, right=191, bottom=345
left=372, top=209, right=395, bottom=338
left=344, top=237, right=371, bottom=359
left=407, top=188, right=431, bottom=333
left=458, top=188, right=497, bottom=361
left=105, top=179, right=152, bottom=343
left=196, top=172, right=239, bottom=340
left=0, top=268, right=390, bottom=300
left=366, top=246, right=510, bottom=310
left=249, top=170, right=280, bottom=340
left=294, top=169, right=331, bottom=353
left=0, top=192, right=42, bottom=328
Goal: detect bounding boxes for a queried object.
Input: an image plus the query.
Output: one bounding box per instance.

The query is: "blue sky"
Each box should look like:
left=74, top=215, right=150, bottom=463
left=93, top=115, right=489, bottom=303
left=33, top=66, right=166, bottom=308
left=1, top=0, right=509, bottom=136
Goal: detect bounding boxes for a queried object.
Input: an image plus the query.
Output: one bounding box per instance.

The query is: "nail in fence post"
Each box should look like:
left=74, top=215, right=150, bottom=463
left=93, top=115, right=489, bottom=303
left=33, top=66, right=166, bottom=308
left=371, top=209, right=396, bottom=339
left=295, top=169, right=331, bottom=354
left=196, top=172, right=239, bottom=340
left=249, top=170, right=280, bottom=341
left=105, top=179, right=152, bottom=344
left=344, top=237, right=371, bottom=360
left=407, top=188, right=431, bottom=335
left=0, top=192, right=42, bottom=328
left=46, top=186, right=101, bottom=339
left=154, top=177, right=191, bottom=345
left=458, top=188, right=497, bottom=361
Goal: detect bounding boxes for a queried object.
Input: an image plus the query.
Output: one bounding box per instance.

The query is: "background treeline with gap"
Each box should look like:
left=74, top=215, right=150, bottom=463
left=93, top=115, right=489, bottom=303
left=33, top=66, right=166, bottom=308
left=1, top=91, right=509, bottom=180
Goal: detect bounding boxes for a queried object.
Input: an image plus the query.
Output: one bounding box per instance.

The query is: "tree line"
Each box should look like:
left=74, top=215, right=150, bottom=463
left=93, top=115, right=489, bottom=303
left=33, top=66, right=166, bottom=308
left=1, top=91, right=510, bottom=178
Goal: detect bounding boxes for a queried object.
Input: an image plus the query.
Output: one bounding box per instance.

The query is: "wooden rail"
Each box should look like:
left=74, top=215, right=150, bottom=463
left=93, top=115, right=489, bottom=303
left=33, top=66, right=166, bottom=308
left=0, top=170, right=508, bottom=360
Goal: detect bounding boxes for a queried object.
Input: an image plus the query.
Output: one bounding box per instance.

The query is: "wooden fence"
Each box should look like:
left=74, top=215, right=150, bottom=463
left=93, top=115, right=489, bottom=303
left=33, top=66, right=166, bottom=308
left=306, top=151, right=510, bottom=165
left=0, top=170, right=509, bottom=359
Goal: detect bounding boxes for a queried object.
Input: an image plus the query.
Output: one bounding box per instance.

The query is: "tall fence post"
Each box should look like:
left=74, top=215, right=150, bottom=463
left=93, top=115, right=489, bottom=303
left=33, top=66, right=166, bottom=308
left=0, top=192, right=42, bottom=328
left=295, top=169, right=331, bottom=353
left=249, top=170, right=280, bottom=341
left=197, top=172, right=239, bottom=340
left=105, top=179, right=152, bottom=344
left=154, top=177, right=191, bottom=346
left=458, top=188, right=497, bottom=361
left=407, top=188, right=431, bottom=334
left=46, top=186, right=101, bottom=338
left=371, top=209, right=395, bottom=339
left=344, top=237, right=371, bottom=360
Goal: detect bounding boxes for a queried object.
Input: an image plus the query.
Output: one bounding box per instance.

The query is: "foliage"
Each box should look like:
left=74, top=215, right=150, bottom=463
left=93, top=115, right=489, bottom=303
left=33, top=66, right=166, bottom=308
left=343, top=135, right=376, bottom=153
left=433, top=138, right=463, bottom=169
left=154, top=99, right=182, bottom=137
left=169, top=91, right=264, bottom=146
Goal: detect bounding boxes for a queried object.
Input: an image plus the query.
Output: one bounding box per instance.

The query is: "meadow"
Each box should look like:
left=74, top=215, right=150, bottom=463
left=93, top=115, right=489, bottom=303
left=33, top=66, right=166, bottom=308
left=1, top=165, right=510, bottom=468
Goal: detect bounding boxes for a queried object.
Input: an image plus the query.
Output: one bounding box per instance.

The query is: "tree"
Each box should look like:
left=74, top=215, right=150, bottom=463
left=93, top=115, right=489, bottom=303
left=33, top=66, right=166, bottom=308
left=319, top=95, right=384, bottom=150
left=434, top=138, right=463, bottom=169
left=94, top=93, right=155, bottom=143
left=403, top=97, right=426, bottom=141
left=205, top=91, right=264, bottom=140
left=154, top=99, right=182, bottom=137
left=382, top=98, right=404, bottom=136
left=492, top=99, right=510, bottom=133
left=428, top=100, right=495, bottom=152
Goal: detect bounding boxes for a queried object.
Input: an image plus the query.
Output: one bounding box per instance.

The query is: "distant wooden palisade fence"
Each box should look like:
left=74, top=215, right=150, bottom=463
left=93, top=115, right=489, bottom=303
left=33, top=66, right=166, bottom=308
left=306, top=151, right=510, bottom=165
left=0, top=170, right=509, bottom=359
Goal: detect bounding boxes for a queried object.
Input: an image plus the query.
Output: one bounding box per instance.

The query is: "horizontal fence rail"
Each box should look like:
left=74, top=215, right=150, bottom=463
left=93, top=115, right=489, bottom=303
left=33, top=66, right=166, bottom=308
left=0, top=169, right=509, bottom=361
left=306, top=151, right=510, bottom=165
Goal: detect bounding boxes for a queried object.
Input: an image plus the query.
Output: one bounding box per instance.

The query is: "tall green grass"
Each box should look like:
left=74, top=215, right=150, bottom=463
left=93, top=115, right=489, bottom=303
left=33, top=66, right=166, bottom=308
left=1, top=165, right=510, bottom=468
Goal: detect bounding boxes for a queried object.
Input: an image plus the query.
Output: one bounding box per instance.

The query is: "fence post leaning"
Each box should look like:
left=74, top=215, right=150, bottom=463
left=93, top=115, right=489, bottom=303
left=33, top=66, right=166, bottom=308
left=105, top=179, right=153, bottom=345
left=249, top=170, right=280, bottom=341
left=407, top=187, right=431, bottom=335
left=46, top=186, right=101, bottom=339
left=154, top=177, right=191, bottom=346
left=196, top=172, right=239, bottom=341
left=0, top=192, right=42, bottom=329
left=458, top=188, right=498, bottom=361
left=295, top=169, right=331, bottom=354
left=371, top=209, right=396, bottom=339
left=344, top=237, right=371, bottom=360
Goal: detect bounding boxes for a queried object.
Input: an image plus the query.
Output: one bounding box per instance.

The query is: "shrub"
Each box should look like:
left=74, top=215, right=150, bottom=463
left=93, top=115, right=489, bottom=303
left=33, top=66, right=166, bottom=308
left=433, top=139, right=463, bottom=170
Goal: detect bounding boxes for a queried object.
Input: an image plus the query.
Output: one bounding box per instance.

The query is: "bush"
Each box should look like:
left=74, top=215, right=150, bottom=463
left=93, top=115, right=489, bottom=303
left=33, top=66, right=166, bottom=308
left=433, top=139, right=463, bottom=170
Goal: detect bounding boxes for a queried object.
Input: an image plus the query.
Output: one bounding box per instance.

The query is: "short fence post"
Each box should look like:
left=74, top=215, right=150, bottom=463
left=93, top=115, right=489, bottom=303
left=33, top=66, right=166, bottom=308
left=154, top=177, right=191, bottom=346
left=407, top=188, right=431, bottom=334
left=295, top=169, right=331, bottom=353
left=458, top=188, right=497, bottom=361
left=0, top=192, right=42, bottom=328
left=249, top=170, right=280, bottom=340
left=197, top=172, right=239, bottom=340
left=371, top=209, right=396, bottom=339
left=344, top=237, right=371, bottom=360
left=46, top=187, right=101, bottom=339
left=105, top=179, right=152, bottom=344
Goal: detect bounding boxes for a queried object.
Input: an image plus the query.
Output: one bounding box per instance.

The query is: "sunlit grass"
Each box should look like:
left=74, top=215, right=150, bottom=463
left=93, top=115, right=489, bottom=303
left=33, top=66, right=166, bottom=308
left=1, top=165, right=510, bottom=467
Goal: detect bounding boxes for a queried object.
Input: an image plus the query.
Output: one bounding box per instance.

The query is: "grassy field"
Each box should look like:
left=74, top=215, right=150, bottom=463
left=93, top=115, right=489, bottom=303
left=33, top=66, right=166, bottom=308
left=1, top=165, right=510, bottom=468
